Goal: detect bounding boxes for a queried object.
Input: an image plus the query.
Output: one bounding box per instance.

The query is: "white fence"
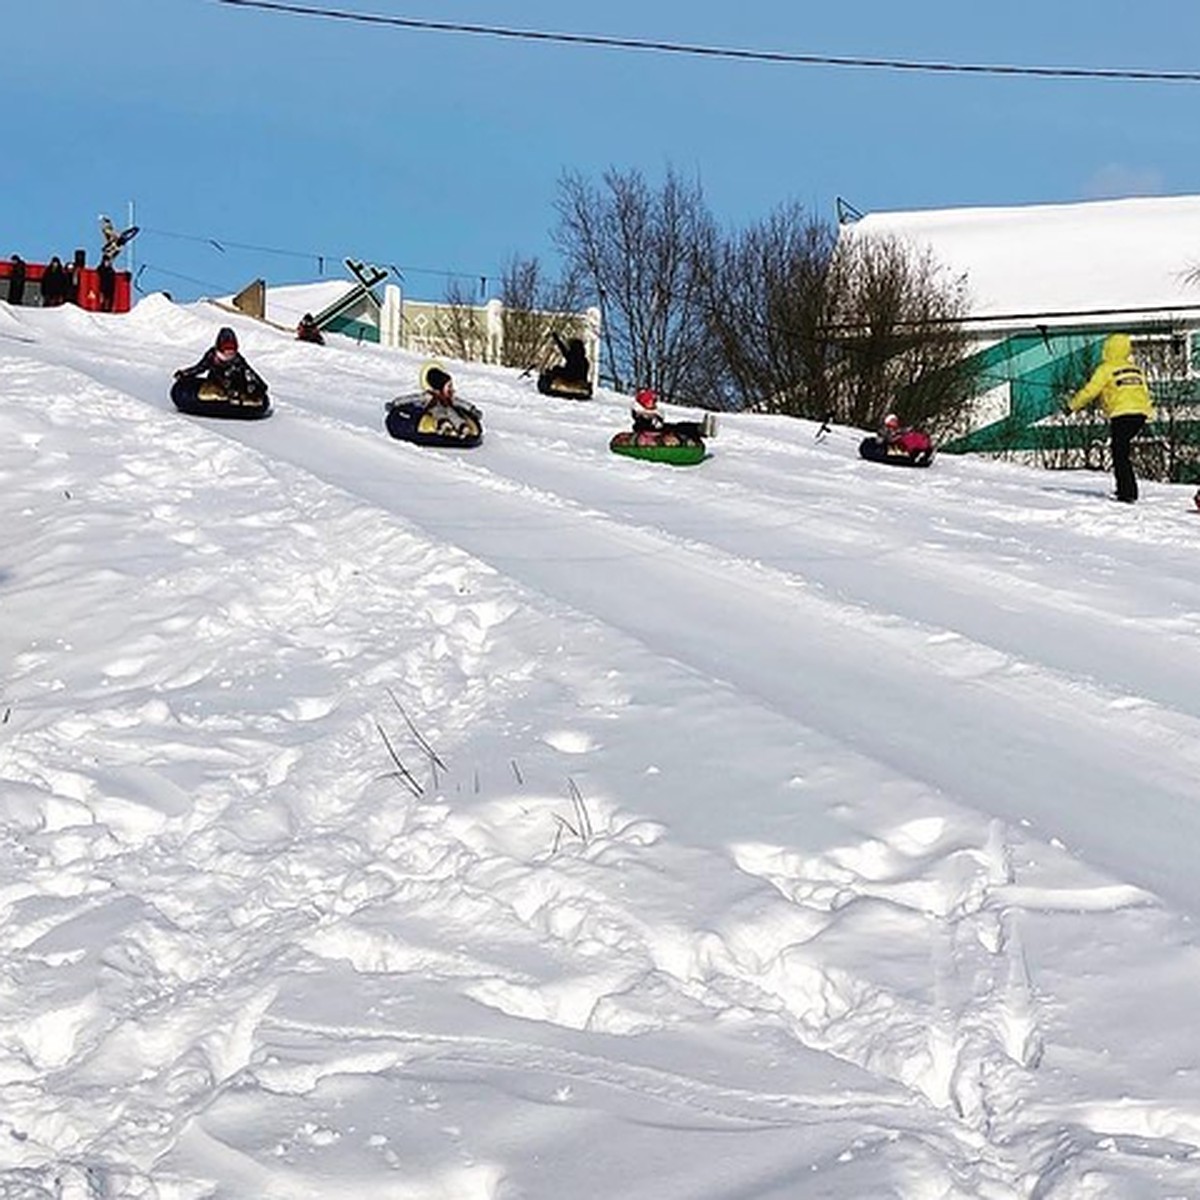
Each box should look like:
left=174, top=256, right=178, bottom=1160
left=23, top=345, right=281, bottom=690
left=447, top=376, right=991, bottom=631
left=378, top=287, right=602, bottom=387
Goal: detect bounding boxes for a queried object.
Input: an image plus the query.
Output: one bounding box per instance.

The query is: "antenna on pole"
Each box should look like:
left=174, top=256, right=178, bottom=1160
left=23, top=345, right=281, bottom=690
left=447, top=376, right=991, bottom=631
left=836, top=196, right=865, bottom=224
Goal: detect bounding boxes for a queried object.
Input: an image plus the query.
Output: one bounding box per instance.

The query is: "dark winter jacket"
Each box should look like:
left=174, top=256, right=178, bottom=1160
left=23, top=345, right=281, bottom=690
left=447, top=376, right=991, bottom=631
left=631, top=406, right=664, bottom=435
left=40, top=257, right=69, bottom=307
left=551, top=334, right=590, bottom=382
left=296, top=320, right=324, bottom=345
left=176, top=348, right=266, bottom=396
left=7, top=256, right=26, bottom=305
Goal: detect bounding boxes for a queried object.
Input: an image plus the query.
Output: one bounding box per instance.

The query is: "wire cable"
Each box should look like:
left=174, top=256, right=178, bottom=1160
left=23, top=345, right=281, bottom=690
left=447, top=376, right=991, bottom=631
left=139, top=221, right=1200, bottom=342
left=141, top=224, right=489, bottom=284
left=214, top=0, right=1200, bottom=84
left=136, top=262, right=235, bottom=294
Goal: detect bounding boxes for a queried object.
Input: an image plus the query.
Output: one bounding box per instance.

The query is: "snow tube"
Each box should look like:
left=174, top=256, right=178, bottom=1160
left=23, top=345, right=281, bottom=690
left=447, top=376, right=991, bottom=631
left=858, top=435, right=933, bottom=468
left=171, top=377, right=271, bottom=420
left=385, top=399, right=483, bottom=448
left=609, top=430, right=708, bottom=466
left=537, top=372, right=593, bottom=400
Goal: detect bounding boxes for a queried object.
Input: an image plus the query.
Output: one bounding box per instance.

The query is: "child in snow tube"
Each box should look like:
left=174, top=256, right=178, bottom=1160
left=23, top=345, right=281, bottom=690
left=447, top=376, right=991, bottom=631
left=859, top=412, right=933, bottom=466
left=171, top=327, right=270, bottom=416
left=174, top=327, right=267, bottom=400
left=629, top=387, right=715, bottom=444
left=537, top=333, right=593, bottom=398
left=385, top=363, right=483, bottom=447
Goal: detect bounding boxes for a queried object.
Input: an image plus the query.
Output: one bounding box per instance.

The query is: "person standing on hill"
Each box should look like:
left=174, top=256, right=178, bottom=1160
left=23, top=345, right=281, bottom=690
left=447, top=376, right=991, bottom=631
left=40, top=257, right=69, bottom=307
left=97, top=261, right=117, bottom=313
left=7, top=255, right=26, bottom=305
left=1067, top=333, right=1156, bottom=504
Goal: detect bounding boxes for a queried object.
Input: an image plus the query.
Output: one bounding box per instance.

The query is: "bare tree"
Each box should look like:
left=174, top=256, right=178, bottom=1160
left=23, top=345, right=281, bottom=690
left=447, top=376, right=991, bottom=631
left=699, top=204, right=840, bottom=415
left=701, top=210, right=974, bottom=430
left=553, top=169, right=973, bottom=425
left=554, top=166, right=716, bottom=402
left=497, top=254, right=585, bottom=372
left=825, top=233, right=973, bottom=435
left=435, top=277, right=485, bottom=361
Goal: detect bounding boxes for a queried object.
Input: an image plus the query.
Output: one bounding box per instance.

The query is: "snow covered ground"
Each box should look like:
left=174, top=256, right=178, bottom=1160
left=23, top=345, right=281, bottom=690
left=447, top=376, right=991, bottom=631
left=3, top=296, right=1200, bottom=1199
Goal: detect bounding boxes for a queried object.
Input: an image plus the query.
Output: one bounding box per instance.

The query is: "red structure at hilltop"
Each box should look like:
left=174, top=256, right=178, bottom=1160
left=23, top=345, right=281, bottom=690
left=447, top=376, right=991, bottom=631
left=1, top=251, right=133, bottom=314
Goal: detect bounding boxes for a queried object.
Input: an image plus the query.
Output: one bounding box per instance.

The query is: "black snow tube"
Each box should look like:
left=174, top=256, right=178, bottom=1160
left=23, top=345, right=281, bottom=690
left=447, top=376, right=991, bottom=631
left=536, top=371, right=593, bottom=400
left=858, top=436, right=933, bottom=468
left=384, top=399, right=483, bottom=448
left=171, top=377, right=271, bottom=420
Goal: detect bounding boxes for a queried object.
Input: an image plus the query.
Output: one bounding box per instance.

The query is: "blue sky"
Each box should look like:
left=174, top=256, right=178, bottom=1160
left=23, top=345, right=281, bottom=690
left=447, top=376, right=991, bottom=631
left=5, top=0, right=1200, bottom=303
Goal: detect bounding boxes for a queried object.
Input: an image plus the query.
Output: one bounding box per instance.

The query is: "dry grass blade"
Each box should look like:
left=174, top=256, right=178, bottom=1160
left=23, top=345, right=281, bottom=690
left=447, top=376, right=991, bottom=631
left=375, top=720, right=424, bottom=797
left=387, top=687, right=448, bottom=771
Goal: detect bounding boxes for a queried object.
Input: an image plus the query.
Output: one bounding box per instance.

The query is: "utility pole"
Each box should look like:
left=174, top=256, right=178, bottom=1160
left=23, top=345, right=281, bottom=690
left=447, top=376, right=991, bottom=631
left=127, top=200, right=137, bottom=280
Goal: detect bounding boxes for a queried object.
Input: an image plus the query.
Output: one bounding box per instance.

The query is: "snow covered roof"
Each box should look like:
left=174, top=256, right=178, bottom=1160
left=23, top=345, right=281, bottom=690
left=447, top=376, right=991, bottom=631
left=847, top=194, right=1200, bottom=325
left=219, top=279, right=361, bottom=328
left=261, top=279, right=356, bottom=327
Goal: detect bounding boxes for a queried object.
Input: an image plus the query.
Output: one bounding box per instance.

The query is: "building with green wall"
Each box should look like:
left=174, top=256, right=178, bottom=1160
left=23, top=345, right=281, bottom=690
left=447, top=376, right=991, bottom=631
left=841, top=195, right=1200, bottom=474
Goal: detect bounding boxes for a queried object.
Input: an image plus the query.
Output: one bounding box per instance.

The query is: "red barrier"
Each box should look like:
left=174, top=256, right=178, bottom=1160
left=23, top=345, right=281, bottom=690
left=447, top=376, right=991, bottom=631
left=76, top=266, right=133, bottom=313
left=1, top=258, right=132, bottom=313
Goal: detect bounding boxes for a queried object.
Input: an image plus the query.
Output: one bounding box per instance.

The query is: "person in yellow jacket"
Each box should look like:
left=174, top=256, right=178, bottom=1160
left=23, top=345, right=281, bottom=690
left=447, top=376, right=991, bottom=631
left=1068, top=332, right=1155, bottom=503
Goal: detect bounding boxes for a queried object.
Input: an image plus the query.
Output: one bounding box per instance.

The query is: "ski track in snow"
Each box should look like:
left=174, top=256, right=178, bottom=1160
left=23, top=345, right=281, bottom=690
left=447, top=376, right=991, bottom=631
left=2, top=299, right=1200, bottom=1197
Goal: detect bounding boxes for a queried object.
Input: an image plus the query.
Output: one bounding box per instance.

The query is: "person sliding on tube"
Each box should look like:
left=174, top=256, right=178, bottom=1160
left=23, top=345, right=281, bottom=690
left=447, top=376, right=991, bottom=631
left=420, top=363, right=480, bottom=432
left=537, top=333, right=592, bottom=396
left=630, top=387, right=715, bottom=442
left=422, top=365, right=456, bottom=406
left=175, top=327, right=266, bottom=399
left=295, top=313, right=325, bottom=344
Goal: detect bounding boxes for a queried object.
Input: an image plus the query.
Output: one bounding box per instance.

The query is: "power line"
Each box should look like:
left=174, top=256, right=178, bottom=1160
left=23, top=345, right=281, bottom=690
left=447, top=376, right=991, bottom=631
left=214, top=0, right=1200, bottom=84
left=145, top=225, right=322, bottom=261
left=136, top=262, right=234, bottom=294
left=141, top=224, right=493, bottom=285
left=140, top=221, right=1200, bottom=339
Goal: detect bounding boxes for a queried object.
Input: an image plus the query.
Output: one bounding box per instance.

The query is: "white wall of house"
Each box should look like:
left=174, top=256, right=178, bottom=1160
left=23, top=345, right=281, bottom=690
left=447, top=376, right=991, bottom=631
left=378, top=287, right=602, bottom=384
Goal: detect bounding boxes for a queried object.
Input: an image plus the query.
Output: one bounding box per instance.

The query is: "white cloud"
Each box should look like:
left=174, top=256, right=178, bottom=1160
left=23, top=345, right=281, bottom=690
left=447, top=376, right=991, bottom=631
left=1082, top=162, right=1166, bottom=198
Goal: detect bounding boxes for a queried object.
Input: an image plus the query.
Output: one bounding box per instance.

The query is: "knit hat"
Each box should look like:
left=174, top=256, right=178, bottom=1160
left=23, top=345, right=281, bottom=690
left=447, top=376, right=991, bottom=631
left=883, top=413, right=900, bottom=429
left=216, top=327, right=238, bottom=351
left=424, top=360, right=456, bottom=393
left=635, top=387, right=657, bottom=411
left=427, top=364, right=453, bottom=393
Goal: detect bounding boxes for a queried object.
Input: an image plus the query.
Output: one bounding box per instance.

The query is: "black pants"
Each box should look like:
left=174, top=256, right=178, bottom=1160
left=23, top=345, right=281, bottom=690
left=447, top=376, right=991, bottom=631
left=98, top=264, right=116, bottom=313
left=633, top=416, right=704, bottom=441
left=1110, top=413, right=1147, bottom=502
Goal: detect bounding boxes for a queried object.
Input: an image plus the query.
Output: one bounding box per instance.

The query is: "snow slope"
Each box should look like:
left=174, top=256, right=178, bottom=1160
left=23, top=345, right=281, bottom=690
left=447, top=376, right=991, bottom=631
left=3, top=297, right=1200, bottom=1199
